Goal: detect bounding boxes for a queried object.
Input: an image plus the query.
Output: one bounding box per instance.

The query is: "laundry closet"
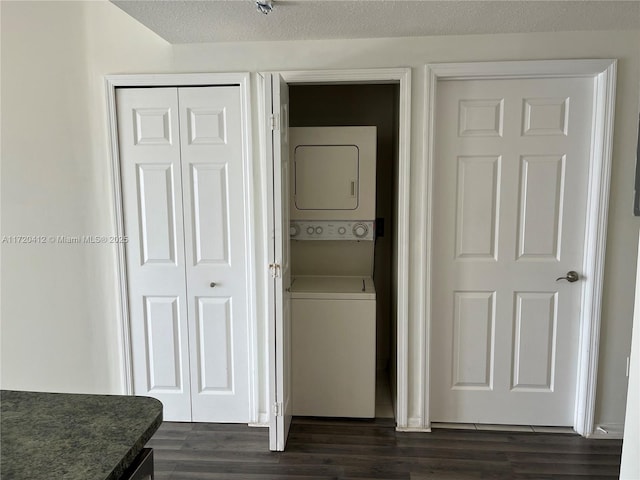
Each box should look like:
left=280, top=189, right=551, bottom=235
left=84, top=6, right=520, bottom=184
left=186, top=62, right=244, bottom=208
left=288, top=84, right=400, bottom=419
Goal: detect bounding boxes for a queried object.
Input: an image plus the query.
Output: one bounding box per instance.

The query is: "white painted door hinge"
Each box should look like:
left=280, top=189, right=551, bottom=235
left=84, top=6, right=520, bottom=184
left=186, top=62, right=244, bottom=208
left=270, top=113, right=279, bottom=131
left=272, top=401, right=283, bottom=416
left=269, top=263, right=281, bottom=278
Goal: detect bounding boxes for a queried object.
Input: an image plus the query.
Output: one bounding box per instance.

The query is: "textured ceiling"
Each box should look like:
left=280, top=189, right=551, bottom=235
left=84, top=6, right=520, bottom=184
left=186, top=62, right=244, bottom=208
left=111, top=0, right=640, bottom=44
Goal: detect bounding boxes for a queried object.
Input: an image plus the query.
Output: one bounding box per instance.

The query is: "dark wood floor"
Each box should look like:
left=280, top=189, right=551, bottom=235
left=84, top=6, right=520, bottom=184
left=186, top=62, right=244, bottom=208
left=147, top=417, right=622, bottom=479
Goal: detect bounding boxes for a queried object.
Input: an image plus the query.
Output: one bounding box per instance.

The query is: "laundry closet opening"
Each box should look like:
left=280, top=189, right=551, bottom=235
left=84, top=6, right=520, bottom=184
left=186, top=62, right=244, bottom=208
left=288, top=83, right=400, bottom=420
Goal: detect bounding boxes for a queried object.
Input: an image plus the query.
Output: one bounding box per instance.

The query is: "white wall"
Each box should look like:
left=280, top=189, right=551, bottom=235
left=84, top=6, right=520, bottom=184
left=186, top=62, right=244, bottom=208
left=620, top=233, right=640, bottom=478
left=0, top=0, right=171, bottom=393
left=1, top=0, right=638, bottom=431
left=620, top=80, right=640, bottom=478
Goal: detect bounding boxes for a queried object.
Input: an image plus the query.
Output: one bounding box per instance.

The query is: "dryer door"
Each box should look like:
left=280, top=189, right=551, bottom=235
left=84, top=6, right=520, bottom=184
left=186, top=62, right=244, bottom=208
left=289, top=126, right=377, bottom=221
left=294, top=144, right=359, bottom=211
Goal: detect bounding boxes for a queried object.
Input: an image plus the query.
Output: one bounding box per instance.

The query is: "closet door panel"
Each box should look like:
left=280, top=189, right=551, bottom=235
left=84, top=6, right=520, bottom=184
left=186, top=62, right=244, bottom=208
left=179, top=86, right=251, bottom=422
left=116, top=88, right=192, bottom=421
left=136, top=163, right=179, bottom=265
left=195, top=296, right=233, bottom=392
left=190, top=163, right=230, bottom=265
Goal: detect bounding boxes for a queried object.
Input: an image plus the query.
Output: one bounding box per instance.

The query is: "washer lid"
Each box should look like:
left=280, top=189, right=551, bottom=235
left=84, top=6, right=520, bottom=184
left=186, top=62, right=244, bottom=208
left=290, top=276, right=376, bottom=300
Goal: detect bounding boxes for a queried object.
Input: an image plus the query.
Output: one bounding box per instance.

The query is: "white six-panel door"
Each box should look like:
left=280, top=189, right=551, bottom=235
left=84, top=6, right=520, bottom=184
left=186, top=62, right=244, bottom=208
left=430, top=77, right=594, bottom=425
left=117, top=86, right=250, bottom=423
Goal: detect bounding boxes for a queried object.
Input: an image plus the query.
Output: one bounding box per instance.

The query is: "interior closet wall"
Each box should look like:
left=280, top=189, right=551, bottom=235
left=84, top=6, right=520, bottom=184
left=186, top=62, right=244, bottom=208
left=289, top=84, right=400, bottom=372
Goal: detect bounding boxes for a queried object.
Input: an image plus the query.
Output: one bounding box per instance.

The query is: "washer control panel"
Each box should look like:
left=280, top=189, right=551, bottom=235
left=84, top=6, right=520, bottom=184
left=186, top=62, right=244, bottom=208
left=290, top=221, right=374, bottom=241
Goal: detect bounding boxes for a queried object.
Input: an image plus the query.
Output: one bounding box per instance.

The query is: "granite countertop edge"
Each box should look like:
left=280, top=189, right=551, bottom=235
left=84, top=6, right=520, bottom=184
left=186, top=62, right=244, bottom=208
left=106, top=402, right=163, bottom=480
left=1, top=390, right=163, bottom=480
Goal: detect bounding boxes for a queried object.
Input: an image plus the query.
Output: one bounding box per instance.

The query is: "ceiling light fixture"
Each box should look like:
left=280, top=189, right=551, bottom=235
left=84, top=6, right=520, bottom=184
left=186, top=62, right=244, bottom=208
left=256, top=0, right=273, bottom=15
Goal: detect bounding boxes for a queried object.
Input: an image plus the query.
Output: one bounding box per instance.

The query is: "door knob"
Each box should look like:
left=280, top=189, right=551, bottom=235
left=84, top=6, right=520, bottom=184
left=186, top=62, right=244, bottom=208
left=210, top=282, right=217, bottom=288
left=556, top=271, right=579, bottom=283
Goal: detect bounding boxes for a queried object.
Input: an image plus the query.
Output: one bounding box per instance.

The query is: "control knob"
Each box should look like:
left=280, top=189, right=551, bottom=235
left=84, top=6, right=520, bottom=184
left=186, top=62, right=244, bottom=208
left=315, top=226, right=323, bottom=234
left=338, top=226, right=347, bottom=235
left=352, top=223, right=369, bottom=238
left=289, top=224, right=300, bottom=237
left=306, top=226, right=315, bottom=235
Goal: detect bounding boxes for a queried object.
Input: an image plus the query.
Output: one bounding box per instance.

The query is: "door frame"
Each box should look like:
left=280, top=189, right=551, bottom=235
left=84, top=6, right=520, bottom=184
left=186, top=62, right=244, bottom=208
left=422, top=60, right=617, bottom=436
left=105, top=73, right=261, bottom=422
left=260, top=68, right=412, bottom=429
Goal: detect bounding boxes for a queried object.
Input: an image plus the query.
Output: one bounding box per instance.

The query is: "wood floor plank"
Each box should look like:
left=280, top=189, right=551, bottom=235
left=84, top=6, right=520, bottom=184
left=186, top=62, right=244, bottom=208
left=505, top=451, right=622, bottom=465
left=169, top=460, right=345, bottom=477
left=159, top=473, right=335, bottom=480
left=148, top=418, right=622, bottom=479
left=511, top=461, right=621, bottom=476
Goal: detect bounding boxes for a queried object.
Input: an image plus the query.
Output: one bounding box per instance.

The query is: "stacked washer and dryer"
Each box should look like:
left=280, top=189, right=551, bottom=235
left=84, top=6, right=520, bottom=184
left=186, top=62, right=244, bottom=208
left=289, top=126, right=377, bottom=418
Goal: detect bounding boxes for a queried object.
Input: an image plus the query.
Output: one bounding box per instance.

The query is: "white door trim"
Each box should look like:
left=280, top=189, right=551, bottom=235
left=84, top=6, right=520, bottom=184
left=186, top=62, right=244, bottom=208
left=105, top=73, right=261, bottom=423
left=422, top=60, right=617, bottom=436
left=262, top=68, right=412, bottom=428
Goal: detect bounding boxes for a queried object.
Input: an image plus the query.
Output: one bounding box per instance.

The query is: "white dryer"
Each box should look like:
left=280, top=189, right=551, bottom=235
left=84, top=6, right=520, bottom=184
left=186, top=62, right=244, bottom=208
left=290, top=126, right=377, bottom=221
left=291, top=276, right=376, bottom=418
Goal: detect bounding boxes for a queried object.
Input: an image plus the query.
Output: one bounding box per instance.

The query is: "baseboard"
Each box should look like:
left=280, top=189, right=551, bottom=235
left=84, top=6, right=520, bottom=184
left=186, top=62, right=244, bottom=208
left=396, top=416, right=431, bottom=432
left=248, top=412, right=269, bottom=427
left=587, top=423, right=624, bottom=439
left=248, top=422, right=269, bottom=428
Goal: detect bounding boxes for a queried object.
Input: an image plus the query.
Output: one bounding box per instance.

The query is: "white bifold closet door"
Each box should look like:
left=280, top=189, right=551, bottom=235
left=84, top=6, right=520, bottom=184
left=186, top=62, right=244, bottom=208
left=117, top=86, right=250, bottom=423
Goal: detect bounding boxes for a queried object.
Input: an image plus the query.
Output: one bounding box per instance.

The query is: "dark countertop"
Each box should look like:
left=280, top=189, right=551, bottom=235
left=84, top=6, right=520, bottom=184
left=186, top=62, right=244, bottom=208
left=0, top=390, right=162, bottom=480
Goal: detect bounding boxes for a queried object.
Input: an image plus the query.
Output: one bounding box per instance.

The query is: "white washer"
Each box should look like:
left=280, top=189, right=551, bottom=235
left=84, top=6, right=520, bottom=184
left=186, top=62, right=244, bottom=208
left=291, top=276, right=376, bottom=418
